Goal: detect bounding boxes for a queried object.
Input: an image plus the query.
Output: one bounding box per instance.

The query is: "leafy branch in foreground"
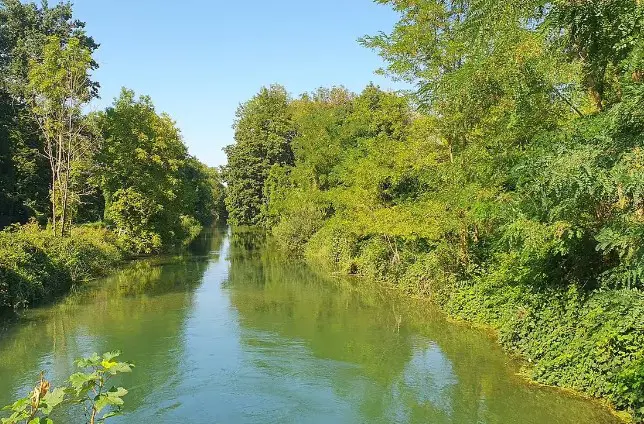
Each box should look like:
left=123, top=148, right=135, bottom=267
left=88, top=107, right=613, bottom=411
left=1, top=352, right=133, bottom=424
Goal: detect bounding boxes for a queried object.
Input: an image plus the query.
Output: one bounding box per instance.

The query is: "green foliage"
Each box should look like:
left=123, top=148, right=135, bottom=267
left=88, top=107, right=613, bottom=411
left=548, top=0, right=644, bottom=109
left=225, top=0, right=644, bottom=419
left=0, top=1, right=220, bottom=322
left=27, top=34, right=95, bottom=236
left=223, top=85, right=295, bottom=227
left=1, top=1, right=220, bottom=248
left=442, top=280, right=644, bottom=417
left=1, top=352, right=133, bottom=424
left=0, top=0, right=98, bottom=228
left=95, top=89, right=218, bottom=253
left=1, top=375, right=63, bottom=424
left=67, top=351, right=133, bottom=423
left=0, top=222, right=123, bottom=315
left=104, top=188, right=163, bottom=254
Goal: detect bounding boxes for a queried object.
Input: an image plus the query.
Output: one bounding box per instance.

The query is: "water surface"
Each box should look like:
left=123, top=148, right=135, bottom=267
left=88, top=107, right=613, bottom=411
left=0, top=229, right=619, bottom=423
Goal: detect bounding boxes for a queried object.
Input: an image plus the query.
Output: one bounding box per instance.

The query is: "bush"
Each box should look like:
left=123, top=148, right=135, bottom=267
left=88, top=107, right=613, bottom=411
left=272, top=203, right=326, bottom=256
left=105, top=188, right=164, bottom=254
left=295, top=215, right=644, bottom=420
left=179, top=214, right=203, bottom=246
left=0, top=222, right=124, bottom=314
left=440, top=277, right=644, bottom=420
left=304, top=221, right=361, bottom=274
left=104, top=188, right=204, bottom=254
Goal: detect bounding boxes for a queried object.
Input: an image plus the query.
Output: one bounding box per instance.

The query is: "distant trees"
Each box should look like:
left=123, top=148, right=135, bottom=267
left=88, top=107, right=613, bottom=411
left=223, top=85, right=294, bottom=226
left=95, top=89, right=223, bottom=253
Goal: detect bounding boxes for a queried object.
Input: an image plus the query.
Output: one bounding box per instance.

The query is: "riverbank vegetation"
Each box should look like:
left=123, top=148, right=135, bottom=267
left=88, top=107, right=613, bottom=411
left=0, top=1, right=225, bottom=315
left=224, top=0, right=644, bottom=420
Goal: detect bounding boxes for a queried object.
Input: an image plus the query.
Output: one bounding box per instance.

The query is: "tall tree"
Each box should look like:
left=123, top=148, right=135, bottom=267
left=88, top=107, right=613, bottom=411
left=549, top=0, right=644, bottom=110
left=223, top=85, right=295, bottom=226
left=27, top=35, right=94, bottom=236
left=0, top=0, right=99, bottom=228
left=95, top=89, right=215, bottom=252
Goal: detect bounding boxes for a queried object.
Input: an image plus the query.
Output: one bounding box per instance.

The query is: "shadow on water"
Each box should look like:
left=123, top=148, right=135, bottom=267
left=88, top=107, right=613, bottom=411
left=0, top=228, right=621, bottom=423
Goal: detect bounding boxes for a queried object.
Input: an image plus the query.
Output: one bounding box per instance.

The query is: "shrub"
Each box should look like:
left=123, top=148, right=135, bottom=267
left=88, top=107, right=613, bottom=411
left=0, top=222, right=124, bottom=314
left=272, top=203, right=326, bottom=257
left=304, top=221, right=360, bottom=274
left=179, top=214, right=203, bottom=246
left=1, top=351, right=133, bottom=424
left=440, top=277, right=644, bottom=420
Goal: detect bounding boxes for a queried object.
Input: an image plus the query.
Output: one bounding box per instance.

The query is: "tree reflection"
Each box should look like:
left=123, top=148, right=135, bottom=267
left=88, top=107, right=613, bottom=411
left=225, top=231, right=619, bottom=424
left=0, top=228, right=226, bottom=417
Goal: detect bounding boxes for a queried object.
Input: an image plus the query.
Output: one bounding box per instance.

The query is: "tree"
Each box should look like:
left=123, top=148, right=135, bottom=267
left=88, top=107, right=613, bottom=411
left=179, top=160, right=227, bottom=226
left=223, top=85, right=295, bottom=226
left=27, top=35, right=94, bottom=236
left=95, top=89, right=213, bottom=252
left=218, top=0, right=644, bottom=418
left=548, top=0, right=644, bottom=110
left=0, top=0, right=99, bottom=229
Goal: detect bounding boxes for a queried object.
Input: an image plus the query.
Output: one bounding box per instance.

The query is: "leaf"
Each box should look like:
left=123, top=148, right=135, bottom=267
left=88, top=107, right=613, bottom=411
left=93, top=396, right=111, bottom=415
left=99, top=411, right=121, bottom=421
left=2, top=397, right=29, bottom=412
left=93, top=387, right=127, bottom=415
left=68, top=372, right=99, bottom=393
left=75, top=353, right=100, bottom=368
left=108, top=387, right=128, bottom=398
left=104, top=362, right=133, bottom=375
left=40, top=387, right=65, bottom=414
left=101, top=351, right=121, bottom=362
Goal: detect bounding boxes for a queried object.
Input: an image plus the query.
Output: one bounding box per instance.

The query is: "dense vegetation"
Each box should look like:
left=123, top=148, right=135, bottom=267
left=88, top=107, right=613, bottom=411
left=0, top=0, right=225, bottom=314
left=224, top=0, right=644, bottom=420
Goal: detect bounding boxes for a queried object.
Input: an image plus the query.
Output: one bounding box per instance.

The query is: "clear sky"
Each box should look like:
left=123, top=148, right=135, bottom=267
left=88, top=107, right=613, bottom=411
left=72, top=0, right=405, bottom=168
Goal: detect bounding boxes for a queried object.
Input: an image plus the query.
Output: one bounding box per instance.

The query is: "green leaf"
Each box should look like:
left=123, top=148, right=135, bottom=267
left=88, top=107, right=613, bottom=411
left=69, top=372, right=99, bottom=392
left=40, top=387, right=65, bottom=414
left=104, top=362, right=133, bottom=375
left=94, top=396, right=111, bottom=415
left=93, top=387, right=127, bottom=415
left=75, top=353, right=101, bottom=368
left=3, top=397, right=29, bottom=412
left=99, top=411, right=121, bottom=421
left=108, top=387, right=128, bottom=398
left=101, top=351, right=121, bottom=362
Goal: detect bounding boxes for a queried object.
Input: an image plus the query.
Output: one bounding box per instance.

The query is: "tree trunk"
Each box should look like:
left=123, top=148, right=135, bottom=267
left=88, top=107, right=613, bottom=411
left=51, top=180, right=57, bottom=235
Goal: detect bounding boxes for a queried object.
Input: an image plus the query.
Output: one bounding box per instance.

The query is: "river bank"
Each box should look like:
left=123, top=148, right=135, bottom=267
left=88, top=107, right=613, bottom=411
left=317, top=262, right=637, bottom=423
left=0, top=221, right=204, bottom=318
left=296, top=233, right=643, bottom=423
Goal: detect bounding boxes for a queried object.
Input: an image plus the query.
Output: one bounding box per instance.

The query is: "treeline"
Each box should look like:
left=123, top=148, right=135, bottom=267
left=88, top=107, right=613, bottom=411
left=0, top=1, right=225, bottom=313
left=224, top=0, right=644, bottom=420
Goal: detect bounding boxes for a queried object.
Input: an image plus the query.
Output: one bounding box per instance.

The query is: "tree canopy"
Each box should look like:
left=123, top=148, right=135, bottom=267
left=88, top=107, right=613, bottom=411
left=0, top=0, right=224, bottom=251
left=224, top=0, right=644, bottom=419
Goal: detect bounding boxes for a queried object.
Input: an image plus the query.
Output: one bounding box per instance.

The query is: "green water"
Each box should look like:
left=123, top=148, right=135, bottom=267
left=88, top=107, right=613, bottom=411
left=0, top=229, right=620, bottom=423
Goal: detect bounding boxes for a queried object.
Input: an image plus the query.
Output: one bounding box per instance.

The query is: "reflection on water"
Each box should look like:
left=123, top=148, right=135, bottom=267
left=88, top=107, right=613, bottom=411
left=0, top=228, right=619, bottom=423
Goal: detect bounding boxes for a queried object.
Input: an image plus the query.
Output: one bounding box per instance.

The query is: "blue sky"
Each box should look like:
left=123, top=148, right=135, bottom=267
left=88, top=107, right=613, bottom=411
left=72, top=0, right=405, bottom=167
